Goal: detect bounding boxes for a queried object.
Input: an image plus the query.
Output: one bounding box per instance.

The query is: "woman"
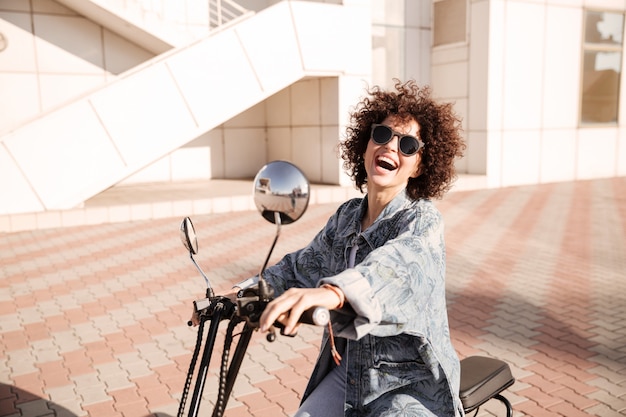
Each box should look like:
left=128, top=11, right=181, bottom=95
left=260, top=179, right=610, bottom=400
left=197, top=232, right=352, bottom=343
left=218, top=79, right=465, bottom=416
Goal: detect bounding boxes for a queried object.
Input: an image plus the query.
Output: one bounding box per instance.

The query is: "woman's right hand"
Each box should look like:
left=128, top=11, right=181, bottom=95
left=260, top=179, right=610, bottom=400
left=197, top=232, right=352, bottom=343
left=259, top=286, right=343, bottom=335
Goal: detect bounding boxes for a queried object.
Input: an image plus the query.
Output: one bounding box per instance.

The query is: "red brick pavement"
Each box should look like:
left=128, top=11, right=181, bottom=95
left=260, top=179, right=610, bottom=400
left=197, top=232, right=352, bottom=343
left=1, top=177, right=625, bottom=417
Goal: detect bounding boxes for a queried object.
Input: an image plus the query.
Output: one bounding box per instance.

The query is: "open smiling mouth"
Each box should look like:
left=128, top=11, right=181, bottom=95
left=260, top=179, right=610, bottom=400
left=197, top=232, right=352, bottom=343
left=376, top=156, right=398, bottom=171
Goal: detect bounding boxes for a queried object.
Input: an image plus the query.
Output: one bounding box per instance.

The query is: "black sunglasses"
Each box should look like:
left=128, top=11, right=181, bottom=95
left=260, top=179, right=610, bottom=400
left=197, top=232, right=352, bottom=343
left=370, top=124, right=425, bottom=156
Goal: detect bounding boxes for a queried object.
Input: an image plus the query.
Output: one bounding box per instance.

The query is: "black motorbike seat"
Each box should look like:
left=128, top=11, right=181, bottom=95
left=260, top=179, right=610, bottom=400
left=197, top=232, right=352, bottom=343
left=459, top=355, right=515, bottom=413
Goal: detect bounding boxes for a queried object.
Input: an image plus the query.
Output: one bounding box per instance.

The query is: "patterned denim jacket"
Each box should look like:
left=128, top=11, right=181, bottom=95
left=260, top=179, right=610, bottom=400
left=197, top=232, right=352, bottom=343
left=256, top=191, right=463, bottom=416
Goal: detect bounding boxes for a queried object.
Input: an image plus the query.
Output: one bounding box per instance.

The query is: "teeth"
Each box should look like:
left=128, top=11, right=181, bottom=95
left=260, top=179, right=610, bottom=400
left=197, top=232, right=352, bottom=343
left=377, top=156, right=397, bottom=170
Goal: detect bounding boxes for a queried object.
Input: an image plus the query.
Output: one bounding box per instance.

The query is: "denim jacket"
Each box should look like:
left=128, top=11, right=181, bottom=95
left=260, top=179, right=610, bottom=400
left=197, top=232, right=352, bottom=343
left=255, top=191, right=463, bottom=416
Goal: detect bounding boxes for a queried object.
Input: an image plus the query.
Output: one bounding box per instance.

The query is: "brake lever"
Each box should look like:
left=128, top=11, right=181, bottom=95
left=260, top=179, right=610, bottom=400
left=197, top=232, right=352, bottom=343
left=272, top=321, right=297, bottom=338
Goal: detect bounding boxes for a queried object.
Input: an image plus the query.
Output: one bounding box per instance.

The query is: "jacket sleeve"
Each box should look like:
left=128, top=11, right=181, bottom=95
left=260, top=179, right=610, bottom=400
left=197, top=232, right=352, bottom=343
left=260, top=203, right=343, bottom=295
left=321, top=205, right=448, bottom=340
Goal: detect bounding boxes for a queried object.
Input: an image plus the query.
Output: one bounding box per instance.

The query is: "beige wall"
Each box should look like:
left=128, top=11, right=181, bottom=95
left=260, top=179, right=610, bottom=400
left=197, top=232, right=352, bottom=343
left=0, top=0, right=371, bottom=223
left=0, top=0, right=154, bottom=134
left=433, top=0, right=626, bottom=187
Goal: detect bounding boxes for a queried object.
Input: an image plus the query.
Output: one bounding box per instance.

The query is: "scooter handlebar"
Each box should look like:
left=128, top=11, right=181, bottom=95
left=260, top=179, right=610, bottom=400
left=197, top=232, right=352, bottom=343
left=299, top=306, right=330, bottom=326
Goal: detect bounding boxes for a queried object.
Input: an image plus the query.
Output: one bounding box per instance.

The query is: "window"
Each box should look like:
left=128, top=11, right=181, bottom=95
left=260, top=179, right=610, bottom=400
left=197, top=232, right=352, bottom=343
left=580, top=10, right=624, bottom=124
left=371, top=0, right=407, bottom=88
left=433, top=0, right=466, bottom=46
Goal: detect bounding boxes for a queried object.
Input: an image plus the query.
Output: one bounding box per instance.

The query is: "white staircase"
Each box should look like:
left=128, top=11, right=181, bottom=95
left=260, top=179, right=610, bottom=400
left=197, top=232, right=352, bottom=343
left=0, top=0, right=370, bottom=223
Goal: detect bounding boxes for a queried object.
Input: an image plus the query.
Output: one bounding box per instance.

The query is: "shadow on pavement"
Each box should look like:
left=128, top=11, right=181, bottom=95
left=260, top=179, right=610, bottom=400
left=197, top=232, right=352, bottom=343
left=0, top=384, right=77, bottom=417
left=448, top=289, right=625, bottom=390
left=0, top=383, right=174, bottom=417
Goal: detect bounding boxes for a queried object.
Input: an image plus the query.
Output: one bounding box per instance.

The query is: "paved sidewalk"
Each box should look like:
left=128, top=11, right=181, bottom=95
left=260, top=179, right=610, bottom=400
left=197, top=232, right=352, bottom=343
left=1, top=177, right=625, bottom=417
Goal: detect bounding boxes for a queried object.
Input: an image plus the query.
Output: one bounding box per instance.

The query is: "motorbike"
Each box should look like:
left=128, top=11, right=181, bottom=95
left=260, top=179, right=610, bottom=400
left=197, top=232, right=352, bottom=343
left=176, top=160, right=516, bottom=417
left=176, top=160, right=329, bottom=417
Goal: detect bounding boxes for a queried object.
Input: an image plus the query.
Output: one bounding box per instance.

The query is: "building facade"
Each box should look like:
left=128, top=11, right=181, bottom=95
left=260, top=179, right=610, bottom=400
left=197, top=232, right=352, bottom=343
left=0, top=0, right=625, bottom=230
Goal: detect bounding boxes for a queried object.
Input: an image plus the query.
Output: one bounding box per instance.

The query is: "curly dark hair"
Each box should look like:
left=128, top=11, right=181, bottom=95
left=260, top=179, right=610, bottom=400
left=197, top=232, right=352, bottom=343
left=340, top=79, right=465, bottom=200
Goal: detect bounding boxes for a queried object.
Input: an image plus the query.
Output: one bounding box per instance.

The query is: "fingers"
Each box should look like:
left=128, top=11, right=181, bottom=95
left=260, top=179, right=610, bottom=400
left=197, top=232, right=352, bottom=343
left=259, top=288, right=318, bottom=335
left=260, top=289, right=301, bottom=333
left=260, top=295, right=292, bottom=332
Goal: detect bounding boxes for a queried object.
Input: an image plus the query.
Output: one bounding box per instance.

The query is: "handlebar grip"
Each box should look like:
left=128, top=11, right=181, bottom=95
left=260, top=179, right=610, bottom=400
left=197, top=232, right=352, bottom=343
left=299, top=306, right=330, bottom=326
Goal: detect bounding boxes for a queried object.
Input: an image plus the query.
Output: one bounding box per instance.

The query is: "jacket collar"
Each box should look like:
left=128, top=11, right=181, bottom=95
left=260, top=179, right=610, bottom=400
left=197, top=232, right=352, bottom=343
left=336, top=189, right=413, bottom=240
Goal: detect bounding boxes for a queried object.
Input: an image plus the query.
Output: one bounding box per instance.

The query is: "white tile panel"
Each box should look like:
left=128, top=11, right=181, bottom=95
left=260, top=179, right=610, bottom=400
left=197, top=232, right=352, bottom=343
left=0, top=1, right=31, bottom=12
left=405, top=27, right=422, bottom=83
left=452, top=97, right=468, bottom=173
left=266, top=88, right=292, bottom=127
left=539, top=129, right=578, bottom=183
left=165, top=30, right=265, bottom=131
left=550, top=0, right=583, bottom=6
left=620, top=41, right=626, bottom=125
left=3, top=101, right=126, bottom=209
left=341, top=2, right=372, bottom=76
left=542, top=6, right=582, bottom=129
left=371, top=25, right=389, bottom=87
left=0, top=73, right=40, bottom=133
left=121, top=155, right=171, bottom=184
left=0, top=146, right=44, bottom=214
left=372, top=0, right=404, bottom=26
left=321, top=125, right=342, bottom=183
left=577, top=128, right=618, bottom=179
left=583, top=0, right=625, bottom=9
left=224, top=127, right=266, bottom=178
left=206, top=128, right=225, bottom=178
left=292, top=79, right=321, bottom=125
left=486, top=130, right=503, bottom=187
left=501, top=2, right=545, bottom=130
left=320, top=78, right=339, bottom=126
left=226, top=103, right=267, bottom=128
left=407, top=0, right=431, bottom=28
left=431, top=61, right=468, bottom=98
left=234, top=2, right=304, bottom=95
left=267, top=127, right=293, bottom=162
left=36, top=210, right=63, bottom=230
left=501, top=130, right=541, bottom=186
left=171, top=147, right=211, bottom=181
left=60, top=207, right=86, bottom=227
left=108, top=204, right=132, bottom=223
left=38, top=74, right=105, bottom=112
left=417, top=29, right=433, bottom=85
left=129, top=203, right=152, bottom=221
left=7, top=212, right=38, bottom=232
left=32, top=0, right=75, bottom=14
left=336, top=76, right=370, bottom=129
left=34, top=14, right=105, bottom=74
left=618, top=127, right=626, bottom=176
left=453, top=98, right=468, bottom=132
left=0, top=12, right=37, bottom=72
left=172, top=196, right=193, bottom=218
left=432, top=46, right=469, bottom=66
left=486, top=0, right=505, bottom=131
left=292, top=126, right=322, bottom=182
left=88, top=62, right=198, bottom=167
left=467, top=130, right=488, bottom=176
left=468, top=0, right=491, bottom=131
left=103, top=29, right=154, bottom=75
left=291, top=1, right=370, bottom=76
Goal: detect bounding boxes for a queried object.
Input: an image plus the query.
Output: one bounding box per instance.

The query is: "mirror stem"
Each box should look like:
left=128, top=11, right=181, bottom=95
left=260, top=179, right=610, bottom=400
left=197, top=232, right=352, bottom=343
left=258, top=212, right=282, bottom=301
left=190, top=252, right=214, bottom=298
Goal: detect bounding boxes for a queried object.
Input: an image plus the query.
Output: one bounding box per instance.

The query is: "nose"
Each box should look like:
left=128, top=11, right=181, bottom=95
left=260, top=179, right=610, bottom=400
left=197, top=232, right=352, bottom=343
left=383, top=135, right=400, bottom=152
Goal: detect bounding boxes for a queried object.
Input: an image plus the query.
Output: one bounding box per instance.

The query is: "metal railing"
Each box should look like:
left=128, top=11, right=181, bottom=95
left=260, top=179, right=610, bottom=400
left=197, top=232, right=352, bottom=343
left=113, top=0, right=251, bottom=36
left=209, top=0, right=250, bottom=30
